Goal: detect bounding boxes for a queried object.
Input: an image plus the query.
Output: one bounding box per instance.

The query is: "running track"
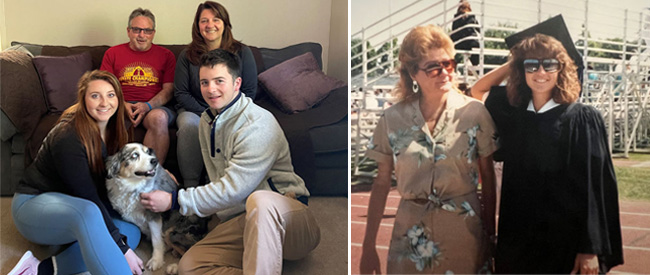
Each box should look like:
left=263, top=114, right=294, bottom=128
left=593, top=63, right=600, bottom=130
left=351, top=187, right=650, bottom=274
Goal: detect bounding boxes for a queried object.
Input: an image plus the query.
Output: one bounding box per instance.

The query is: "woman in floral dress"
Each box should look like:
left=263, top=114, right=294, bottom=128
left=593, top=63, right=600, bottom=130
left=360, top=24, right=498, bottom=274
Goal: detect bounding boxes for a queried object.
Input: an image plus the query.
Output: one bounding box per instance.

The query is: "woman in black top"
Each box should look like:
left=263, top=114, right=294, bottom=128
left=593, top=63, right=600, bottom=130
left=9, top=70, right=144, bottom=275
left=476, top=34, right=623, bottom=274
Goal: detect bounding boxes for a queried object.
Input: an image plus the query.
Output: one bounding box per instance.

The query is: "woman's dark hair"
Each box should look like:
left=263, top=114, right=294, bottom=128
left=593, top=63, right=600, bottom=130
left=187, top=1, right=242, bottom=65
left=506, top=33, right=580, bottom=107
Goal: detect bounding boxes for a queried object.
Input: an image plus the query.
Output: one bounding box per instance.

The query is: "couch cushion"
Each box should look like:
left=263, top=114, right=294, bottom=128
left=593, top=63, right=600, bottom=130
left=33, top=52, right=92, bottom=113
left=258, top=52, right=345, bottom=114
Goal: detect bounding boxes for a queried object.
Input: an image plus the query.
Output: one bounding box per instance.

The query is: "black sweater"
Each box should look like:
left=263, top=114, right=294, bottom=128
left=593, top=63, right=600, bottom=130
left=16, top=121, right=129, bottom=253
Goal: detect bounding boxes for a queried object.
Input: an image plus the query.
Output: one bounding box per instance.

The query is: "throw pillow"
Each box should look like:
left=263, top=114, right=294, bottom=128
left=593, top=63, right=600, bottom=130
left=33, top=51, right=92, bottom=113
left=258, top=52, right=345, bottom=114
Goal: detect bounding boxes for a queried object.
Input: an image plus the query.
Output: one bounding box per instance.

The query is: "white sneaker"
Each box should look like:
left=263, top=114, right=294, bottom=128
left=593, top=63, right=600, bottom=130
left=7, top=250, right=40, bottom=275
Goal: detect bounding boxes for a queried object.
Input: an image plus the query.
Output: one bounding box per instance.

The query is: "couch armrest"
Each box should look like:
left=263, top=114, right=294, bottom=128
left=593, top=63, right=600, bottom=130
left=257, top=85, right=348, bottom=129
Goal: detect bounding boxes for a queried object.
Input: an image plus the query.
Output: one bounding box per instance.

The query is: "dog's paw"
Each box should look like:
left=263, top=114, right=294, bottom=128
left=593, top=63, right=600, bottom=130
left=166, top=263, right=178, bottom=274
left=147, top=256, right=165, bottom=271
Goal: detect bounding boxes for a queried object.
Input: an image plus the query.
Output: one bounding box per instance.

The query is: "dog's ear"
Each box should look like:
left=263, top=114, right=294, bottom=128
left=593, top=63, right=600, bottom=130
left=106, top=153, right=121, bottom=179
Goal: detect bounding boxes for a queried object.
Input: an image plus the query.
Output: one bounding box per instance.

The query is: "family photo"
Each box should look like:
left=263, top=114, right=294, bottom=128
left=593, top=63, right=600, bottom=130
left=1, top=0, right=650, bottom=274
left=1, top=0, right=347, bottom=274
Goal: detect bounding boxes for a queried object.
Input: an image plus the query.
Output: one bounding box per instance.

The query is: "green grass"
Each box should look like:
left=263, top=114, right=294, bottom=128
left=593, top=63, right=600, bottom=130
left=612, top=153, right=650, bottom=201
left=616, top=166, right=650, bottom=201
left=613, top=151, right=650, bottom=161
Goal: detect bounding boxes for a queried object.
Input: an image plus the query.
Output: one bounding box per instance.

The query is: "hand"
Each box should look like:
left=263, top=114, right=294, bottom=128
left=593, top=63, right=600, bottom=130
left=125, top=102, right=136, bottom=125
left=124, top=248, right=144, bottom=275
left=359, top=245, right=381, bottom=274
left=140, top=190, right=172, bottom=212
left=570, top=253, right=599, bottom=275
left=130, top=102, right=149, bottom=127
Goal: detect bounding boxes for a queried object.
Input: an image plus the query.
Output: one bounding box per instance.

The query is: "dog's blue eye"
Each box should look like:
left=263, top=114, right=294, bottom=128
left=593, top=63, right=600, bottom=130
left=131, top=152, right=139, bottom=159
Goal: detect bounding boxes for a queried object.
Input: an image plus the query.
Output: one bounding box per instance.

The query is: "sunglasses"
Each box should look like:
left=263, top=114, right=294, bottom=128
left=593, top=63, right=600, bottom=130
left=129, top=27, right=155, bottom=35
left=419, top=59, right=457, bottom=78
left=523, top=59, right=561, bottom=73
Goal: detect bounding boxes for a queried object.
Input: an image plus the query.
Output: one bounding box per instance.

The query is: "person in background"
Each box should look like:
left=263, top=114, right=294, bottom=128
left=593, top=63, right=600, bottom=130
left=451, top=1, right=481, bottom=66
left=360, top=24, right=497, bottom=274
left=8, top=70, right=144, bottom=275
left=140, top=49, right=320, bottom=274
left=101, top=7, right=177, bottom=165
left=476, top=33, right=623, bottom=274
left=174, top=1, right=257, bottom=188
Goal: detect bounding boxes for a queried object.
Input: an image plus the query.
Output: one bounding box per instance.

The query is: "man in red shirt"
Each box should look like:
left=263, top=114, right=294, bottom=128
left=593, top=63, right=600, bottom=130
left=101, top=8, right=176, bottom=164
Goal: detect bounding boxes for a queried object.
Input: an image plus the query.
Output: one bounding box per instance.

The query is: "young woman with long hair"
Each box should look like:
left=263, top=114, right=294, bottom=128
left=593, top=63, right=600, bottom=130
left=9, top=70, right=144, bottom=275
left=475, top=34, right=623, bottom=274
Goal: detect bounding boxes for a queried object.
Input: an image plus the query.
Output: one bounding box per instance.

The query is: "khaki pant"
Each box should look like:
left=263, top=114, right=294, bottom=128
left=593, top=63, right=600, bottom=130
left=178, top=190, right=321, bottom=275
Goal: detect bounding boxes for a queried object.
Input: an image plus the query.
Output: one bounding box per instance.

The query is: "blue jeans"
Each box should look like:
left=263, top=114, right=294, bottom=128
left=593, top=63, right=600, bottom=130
left=12, top=192, right=141, bottom=275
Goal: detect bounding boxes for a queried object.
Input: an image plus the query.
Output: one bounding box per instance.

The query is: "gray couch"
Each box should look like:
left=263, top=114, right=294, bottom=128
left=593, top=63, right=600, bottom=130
left=0, top=41, right=348, bottom=274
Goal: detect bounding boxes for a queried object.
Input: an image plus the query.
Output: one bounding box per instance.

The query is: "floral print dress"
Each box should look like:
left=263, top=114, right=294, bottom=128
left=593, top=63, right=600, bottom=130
left=366, top=91, right=497, bottom=274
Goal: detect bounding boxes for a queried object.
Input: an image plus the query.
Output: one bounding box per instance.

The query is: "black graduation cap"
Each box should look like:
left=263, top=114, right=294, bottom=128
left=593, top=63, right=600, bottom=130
left=505, top=14, right=584, bottom=70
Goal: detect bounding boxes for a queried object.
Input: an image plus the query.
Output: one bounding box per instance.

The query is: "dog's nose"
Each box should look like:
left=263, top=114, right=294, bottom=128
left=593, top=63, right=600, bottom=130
left=151, top=158, right=158, bottom=165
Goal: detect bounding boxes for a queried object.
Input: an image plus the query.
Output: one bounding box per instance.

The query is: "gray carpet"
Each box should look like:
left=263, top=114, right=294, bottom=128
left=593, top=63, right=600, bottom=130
left=1, top=196, right=348, bottom=275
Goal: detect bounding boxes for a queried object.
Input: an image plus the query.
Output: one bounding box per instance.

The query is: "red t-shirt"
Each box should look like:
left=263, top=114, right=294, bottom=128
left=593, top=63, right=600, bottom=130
left=100, top=43, right=176, bottom=102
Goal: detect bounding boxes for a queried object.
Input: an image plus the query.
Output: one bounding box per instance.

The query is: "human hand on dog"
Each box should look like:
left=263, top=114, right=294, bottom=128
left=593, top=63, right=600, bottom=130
left=125, top=248, right=144, bottom=275
left=140, top=190, right=172, bottom=212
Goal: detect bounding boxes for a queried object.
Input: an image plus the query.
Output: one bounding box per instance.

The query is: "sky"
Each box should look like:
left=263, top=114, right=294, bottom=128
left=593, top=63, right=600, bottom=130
left=351, top=0, right=650, bottom=46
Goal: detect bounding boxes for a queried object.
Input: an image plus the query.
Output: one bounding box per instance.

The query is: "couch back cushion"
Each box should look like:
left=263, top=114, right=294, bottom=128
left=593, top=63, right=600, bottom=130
left=41, top=45, right=110, bottom=70
left=258, top=52, right=345, bottom=114
left=40, top=44, right=187, bottom=70
left=250, top=42, right=323, bottom=101
left=33, top=51, right=93, bottom=113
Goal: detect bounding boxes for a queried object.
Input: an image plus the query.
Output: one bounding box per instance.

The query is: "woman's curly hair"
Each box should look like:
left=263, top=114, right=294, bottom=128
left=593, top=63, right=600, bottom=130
left=506, top=33, right=580, bottom=107
left=393, top=25, right=457, bottom=102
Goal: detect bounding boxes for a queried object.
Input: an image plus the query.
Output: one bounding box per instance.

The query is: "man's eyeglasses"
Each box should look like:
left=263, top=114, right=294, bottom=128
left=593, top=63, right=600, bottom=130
left=523, top=58, right=560, bottom=73
left=419, top=59, right=456, bottom=78
left=129, top=27, right=155, bottom=35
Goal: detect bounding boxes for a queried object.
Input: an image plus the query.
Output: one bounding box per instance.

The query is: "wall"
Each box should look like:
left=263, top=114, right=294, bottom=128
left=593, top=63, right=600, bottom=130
left=328, top=0, right=349, bottom=82
left=2, top=0, right=347, bottom=79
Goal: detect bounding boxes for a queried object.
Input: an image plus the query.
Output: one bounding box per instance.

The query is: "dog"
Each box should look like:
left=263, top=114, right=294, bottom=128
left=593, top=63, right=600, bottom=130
left=105, top=143, right=179, bottom=272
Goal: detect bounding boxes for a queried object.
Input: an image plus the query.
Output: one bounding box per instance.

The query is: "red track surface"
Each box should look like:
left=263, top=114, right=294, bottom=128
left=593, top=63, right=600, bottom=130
left=351, top=187, right=650, bottom=274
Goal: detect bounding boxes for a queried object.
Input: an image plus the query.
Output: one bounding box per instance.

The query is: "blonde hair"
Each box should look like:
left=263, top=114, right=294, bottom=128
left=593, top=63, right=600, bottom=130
left=394, top=25, right=457, bottom=102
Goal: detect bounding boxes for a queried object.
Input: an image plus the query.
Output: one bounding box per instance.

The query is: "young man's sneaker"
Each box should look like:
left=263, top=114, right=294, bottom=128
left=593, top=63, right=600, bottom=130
left=8, top=250, right=40, bottom=275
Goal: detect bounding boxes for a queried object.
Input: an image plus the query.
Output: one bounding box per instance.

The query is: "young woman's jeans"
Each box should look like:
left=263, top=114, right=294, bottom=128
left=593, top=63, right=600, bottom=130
left=12, top=192, right=141, bottom=275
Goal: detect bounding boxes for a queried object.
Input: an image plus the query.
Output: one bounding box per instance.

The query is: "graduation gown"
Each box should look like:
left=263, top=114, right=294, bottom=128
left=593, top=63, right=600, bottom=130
left=485, top=87, right=623, bottom=273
